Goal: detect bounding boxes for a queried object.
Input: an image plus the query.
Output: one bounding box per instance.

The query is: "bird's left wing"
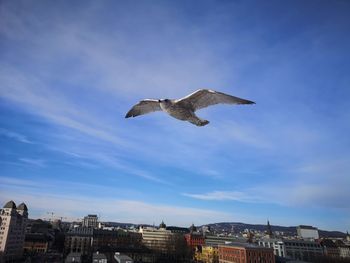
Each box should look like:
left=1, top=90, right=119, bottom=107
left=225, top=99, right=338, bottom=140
left=125, top=99, right=161, bottom=118
left=177, top=89, right=255, bottom=111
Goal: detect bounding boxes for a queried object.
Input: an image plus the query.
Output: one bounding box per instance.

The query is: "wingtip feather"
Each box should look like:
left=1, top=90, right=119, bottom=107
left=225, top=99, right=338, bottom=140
left=125, top=111, right=133, bottom=118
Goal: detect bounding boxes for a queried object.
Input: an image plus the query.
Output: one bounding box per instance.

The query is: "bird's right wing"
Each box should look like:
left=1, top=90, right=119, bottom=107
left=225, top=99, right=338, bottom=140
left=178, top=89, right=255, bottom=111
left=125, top=99, right=161, bottom=118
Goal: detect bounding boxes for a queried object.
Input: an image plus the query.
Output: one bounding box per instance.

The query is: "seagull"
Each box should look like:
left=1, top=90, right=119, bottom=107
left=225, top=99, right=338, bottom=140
left=125, top=89, right=255, bottom=126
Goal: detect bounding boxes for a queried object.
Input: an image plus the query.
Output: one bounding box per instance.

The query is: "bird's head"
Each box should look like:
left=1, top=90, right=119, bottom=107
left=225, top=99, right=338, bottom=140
left=158, top=99, right=171, bottom=105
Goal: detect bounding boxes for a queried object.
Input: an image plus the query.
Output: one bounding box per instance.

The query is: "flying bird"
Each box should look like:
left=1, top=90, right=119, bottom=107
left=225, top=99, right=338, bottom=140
left=125, top=89, right=255, bottom=126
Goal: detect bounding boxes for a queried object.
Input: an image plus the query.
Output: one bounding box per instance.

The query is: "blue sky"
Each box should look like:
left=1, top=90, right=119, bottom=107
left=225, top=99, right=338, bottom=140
left=0, top=0, right=349, bottom=231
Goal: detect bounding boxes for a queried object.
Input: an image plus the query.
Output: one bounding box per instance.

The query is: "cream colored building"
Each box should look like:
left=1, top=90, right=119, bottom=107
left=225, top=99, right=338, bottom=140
left=0, top=200, right=28, bottom=262
left=139, top=222, right=173, bottom=251
left=82, top=214, right=98, bottom=228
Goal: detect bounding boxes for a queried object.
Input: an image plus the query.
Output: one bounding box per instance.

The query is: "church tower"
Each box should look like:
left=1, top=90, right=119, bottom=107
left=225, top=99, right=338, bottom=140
left=266, top=220, right=273, bottom=237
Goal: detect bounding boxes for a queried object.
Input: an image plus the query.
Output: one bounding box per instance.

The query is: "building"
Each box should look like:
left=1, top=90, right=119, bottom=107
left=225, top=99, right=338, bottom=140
left=283, top=239, right=323, bottom=262
left=205, top=235, right=248, bottom=246
left=0, top=200, right=28, bottom=262
left=185, top=232, right=205, bottom=250
left=92, top=228, right=142, bottom=252
left=139, top=224, right=173, bottom=252
left=185, top=225, right=205, bottom=250
left=92, top=251, right=107, bottom=263
left=258, top=238, right=286, bottom=258
left=114, top=252, right=134, bottom=263
left=166, top=226, right=189, bottom=235
left=266, top=220, right=273, bottom=237
left=23, top=233, right=49, bottom=254
left=64, top=227, right=93, bottom=256
left=65, top=252, right=82, bottom=263
left=82, top=214, right=98, bottom=228
left=296, top=225, right=319, bottom=240
left=218, top=243, right=275, bottom=263
left=335, top=240, right=350, bottom=258
left=320, top=238, right=340, bottom=258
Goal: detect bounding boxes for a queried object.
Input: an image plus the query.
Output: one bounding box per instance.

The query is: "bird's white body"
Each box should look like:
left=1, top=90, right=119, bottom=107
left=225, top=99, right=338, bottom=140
left=159, top=99, right=208, bottom=126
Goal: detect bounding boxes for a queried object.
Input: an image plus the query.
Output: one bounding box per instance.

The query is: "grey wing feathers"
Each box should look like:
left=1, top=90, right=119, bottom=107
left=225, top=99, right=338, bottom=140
left=179, top=89, right=255, bottom=111
left=125, top=99, right=161, bottom=118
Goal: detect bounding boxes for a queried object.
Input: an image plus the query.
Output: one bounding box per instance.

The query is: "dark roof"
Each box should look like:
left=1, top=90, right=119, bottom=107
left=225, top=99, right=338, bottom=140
left=25, top=233, right=50, bottom=242
left=298, top=225, right=317, bottom=230
left=92, top=252, right=107, bottom=259
left=189, top=223, right=197, bottom=232
left=320, top=239, right=337, bottom=248
left=4, top=200, right=16, bottom=209
left=67, top=227, right=94, bottom=236
left=219, top=242, right=273, bottom=250
left=17, top=203, right=28, bottom=211
left=166, top=226, right=190, bottom=233
left=335, top=240, right=347, bottom=247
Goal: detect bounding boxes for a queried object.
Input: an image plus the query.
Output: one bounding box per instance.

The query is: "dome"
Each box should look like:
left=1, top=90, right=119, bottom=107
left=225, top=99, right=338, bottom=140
left=4, top=200, right=16, bottom=209
left=17, top=203, right=28, bottom=211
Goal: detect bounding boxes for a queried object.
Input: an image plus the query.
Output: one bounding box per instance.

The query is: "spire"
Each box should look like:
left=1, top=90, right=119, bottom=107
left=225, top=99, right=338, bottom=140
left=267, top=219, right=273, bottom=237
left=189, top=223, right=197, bottom=233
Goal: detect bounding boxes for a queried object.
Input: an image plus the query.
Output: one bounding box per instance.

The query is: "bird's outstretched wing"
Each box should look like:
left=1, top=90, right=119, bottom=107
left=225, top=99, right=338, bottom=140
left=178, top=89, right=255, bottom=111
left=125, top=99, right=161, bottom=118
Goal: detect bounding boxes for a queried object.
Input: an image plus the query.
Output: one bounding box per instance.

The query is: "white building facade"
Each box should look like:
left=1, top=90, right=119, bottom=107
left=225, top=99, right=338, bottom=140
left=297, top=225, right=319, bottom=240
left=82, top=214, right=98, bottom=228
left=258, top=238, right=286, bottom=258
left=0, top=201, right=28, bottom=262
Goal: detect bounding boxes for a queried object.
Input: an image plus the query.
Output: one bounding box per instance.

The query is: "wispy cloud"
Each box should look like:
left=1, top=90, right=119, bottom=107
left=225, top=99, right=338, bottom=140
left=0, top=186, right=233, bottom=226
left=182, top=191, right=259, bottom=202
left=19, top=158, right=46, bottom=167
left=0, top=67, right=126, bottom=147
left=0, top=177, right=41, bottom=188
left=184, top=176, right=350, bottom=210
left=1, top=0, right=349, bottom=231
left=0, top=128, right=33, bottom=144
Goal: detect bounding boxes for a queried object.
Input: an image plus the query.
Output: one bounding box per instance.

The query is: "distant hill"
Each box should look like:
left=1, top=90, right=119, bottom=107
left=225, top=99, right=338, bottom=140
left=96, top=221, right=346, bottom=238
left=202, top=222, right=347, bottom=238
left=103, top=221, right=152, bottom=228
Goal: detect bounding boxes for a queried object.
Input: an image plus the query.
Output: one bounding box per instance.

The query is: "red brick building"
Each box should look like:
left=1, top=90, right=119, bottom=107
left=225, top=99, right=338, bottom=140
left=218, top=243, right=275, bottom=263
left=185, top=232, right=205, bottom=248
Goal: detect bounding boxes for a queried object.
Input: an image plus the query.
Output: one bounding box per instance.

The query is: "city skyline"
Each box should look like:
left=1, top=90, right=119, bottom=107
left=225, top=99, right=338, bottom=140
left=1, top=0, right=350, bottom=231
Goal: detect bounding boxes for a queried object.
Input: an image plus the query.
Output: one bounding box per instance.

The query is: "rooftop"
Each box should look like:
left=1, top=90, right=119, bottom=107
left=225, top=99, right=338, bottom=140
left=17, top=202, right=28, bottom=211
left=3, top=200, right=16, bottom=209
left=219, top=242, right=273, bottom=250
left=298, top=225, right=318, bottom=230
